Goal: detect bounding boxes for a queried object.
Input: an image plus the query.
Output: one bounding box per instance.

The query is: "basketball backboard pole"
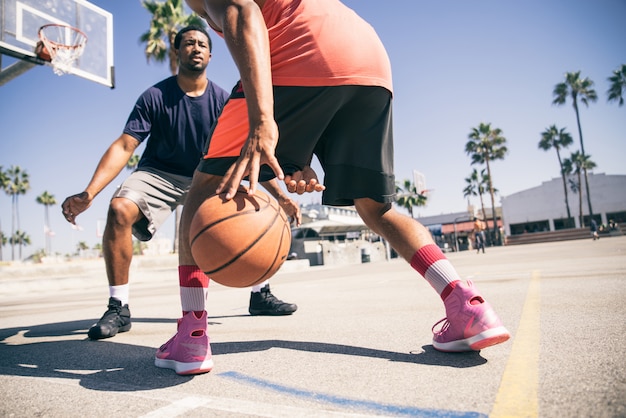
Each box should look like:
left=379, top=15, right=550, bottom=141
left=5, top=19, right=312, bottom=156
left=0, top=44, right=46, bottom=86
left=0, top=59, right=36, bottom=86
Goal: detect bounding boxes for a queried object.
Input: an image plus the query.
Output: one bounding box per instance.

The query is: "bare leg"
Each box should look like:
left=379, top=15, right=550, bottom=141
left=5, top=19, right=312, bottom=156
left=89, top=197, right=141, bottom=340
left=178, top=171, right=223, bottom=266
left=102, top=197, right=143, bottom=286
left=354, top=197, right=510, bottom=352
left=353, top=198, right=434, bottom=262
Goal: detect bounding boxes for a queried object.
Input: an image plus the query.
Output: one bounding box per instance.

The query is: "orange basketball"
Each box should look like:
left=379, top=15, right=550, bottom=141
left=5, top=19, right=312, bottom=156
left=189, top=188, right=292, bottom=288
left=35, top=41, right=52, bottom=62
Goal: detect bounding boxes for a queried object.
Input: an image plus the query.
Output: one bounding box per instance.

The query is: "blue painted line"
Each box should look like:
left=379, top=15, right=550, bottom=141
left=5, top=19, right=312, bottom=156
left=218, top=371, right=486, bottom=418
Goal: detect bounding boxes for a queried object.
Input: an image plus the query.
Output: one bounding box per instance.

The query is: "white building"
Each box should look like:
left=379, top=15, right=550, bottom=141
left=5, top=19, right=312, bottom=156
left=501, top=173, right=626, bottom=236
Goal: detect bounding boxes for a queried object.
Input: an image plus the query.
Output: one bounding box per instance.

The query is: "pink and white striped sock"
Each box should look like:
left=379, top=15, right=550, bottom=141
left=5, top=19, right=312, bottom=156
left=410, top=244, right=461, bottom=301
left=179, top=265, right=209, bottom=316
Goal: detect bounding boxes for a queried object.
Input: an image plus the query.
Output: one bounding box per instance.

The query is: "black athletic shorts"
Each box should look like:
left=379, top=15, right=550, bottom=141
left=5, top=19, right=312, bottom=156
left=198, top=83, right=396, bottom=206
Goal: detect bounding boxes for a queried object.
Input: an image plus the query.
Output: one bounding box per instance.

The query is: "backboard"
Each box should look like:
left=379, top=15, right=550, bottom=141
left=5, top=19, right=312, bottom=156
left=413, top=170, right=426, bottom=194
left=0, top=0, right=114, bottom=87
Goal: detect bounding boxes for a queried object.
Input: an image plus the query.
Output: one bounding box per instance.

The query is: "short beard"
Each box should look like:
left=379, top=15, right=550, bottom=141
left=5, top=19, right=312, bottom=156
left=181, top=61, right=207, bottom=73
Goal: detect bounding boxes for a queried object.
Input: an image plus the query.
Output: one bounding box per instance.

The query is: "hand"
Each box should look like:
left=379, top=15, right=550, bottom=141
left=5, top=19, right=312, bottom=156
left=61, top=192, right=92, bottom=225
left=216, top=119, right=283, bottom=200
left=277, top=196, right=302, bottom=227
left=285, top=165, right=325, bottom=194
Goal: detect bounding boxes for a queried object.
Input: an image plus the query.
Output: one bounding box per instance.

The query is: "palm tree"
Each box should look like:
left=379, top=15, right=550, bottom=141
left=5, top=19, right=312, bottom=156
left=395, top=179, right=427, bottom=218
left=127, top=154, right=140, bottom=171
left=140, top=0, right=203, bottom=253
left=552, top=71, right=597, bottom=219
left=607, top=64, right=626, bottom=106
left=36, top=191, right=57, bottom=255
left=0, top=166, right=8, bottom=261
left=465, top=122, right=508, bottom=244
left=538, top=125, right=574, bottom=222
left=9, top=230, right=30, bottom=261
left=0, top=230, right=7, bottom=261
left=463, top=168, right=490, bottom=232
left=140, top=0, right=204, bottom=74
left=563, top=151, right=596, bottom=227
left=76, top=241, right=89, bottom=255
left=4, top=166, right=30, bottom=260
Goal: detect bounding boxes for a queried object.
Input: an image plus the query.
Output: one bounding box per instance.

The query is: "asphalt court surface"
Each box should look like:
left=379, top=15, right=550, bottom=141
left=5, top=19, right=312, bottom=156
left=0, top=236, right=625, bottom=417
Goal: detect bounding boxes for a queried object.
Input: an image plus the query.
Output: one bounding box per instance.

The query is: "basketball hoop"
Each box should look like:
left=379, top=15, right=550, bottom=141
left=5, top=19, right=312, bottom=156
left=37, top=24, right=87, bottom=76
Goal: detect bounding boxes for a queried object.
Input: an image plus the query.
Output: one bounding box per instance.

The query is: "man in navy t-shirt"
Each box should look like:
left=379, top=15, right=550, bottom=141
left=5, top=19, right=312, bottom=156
left=62, top=25, right=300, bottom=340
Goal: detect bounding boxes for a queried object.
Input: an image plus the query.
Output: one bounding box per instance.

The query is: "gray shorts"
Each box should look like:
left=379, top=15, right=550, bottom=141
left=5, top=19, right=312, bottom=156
left=112, top=167, right=192, bottom=241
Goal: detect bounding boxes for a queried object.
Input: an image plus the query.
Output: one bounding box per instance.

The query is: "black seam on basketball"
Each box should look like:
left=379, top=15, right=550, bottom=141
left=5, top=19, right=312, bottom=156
left=189, top=198, right=270, bottom=248
left=203, top=204, right=280, bottom=277
left=257, top=218, right=290, bottom=283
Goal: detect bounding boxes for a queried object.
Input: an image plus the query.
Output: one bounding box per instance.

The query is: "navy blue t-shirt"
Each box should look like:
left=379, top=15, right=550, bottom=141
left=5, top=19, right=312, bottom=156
left=123, top=76, right=229, bottom=177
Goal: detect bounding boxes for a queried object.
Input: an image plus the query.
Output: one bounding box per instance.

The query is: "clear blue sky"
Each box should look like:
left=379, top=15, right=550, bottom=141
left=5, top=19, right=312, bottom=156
left=1, top=0, right=625, bottom=259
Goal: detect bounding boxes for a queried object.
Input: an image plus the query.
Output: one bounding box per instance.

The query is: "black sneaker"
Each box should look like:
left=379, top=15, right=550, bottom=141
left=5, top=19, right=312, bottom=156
left=88, top=297, right=132, bottom=340
left=248, top=284, right=297, bottom=316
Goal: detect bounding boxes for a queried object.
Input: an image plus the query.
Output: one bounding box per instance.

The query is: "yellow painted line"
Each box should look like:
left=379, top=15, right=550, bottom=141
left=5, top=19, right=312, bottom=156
left=491, top=270, right=541, bottom=418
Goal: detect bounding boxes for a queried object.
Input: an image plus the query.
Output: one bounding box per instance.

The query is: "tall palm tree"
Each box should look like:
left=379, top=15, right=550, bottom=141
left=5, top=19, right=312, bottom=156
left=538, top=125, right=574, bottom=222
left=76, top=241, right=89, bottom=255
left=607, top=64, right=626, bottom=106
left=140, top=0, right=204, bottom=74
left=395, top=179, right=427, bottom=218
left=463, top=168, right=490, bottom=233
left=465, top=122, right=508, bottom=244
left=140, top=0, right=203, bottom=253
left=552, top=71, right=597, bottom=219
left=563, top=151, right=596, bottom=228
left=126, top=154, right=140, bottom=171
left=0, top=230, right=6, bottom=261
left=36, top=191, right=57, bottom=255
left=4, top=166, right=30, bottom=260
left=0, top=166, right=8, bottom=261
left=9, top=230, right=30, bottom=261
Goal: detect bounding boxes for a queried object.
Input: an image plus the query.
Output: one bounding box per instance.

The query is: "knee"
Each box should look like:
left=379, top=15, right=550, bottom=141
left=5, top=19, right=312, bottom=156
left=354, top=199, right=393, bottom=227
left=107, top=198, right=139, bottom=228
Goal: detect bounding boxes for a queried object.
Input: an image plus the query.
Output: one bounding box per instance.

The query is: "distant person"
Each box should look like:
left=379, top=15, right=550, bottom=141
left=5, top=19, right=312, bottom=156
left=61, top=25, right=298, bottom=341
left=151, top=0, right=510, bottom=375
left=473, top=218, right=486, bottom=254
left=590, top=219, right=599, bottom=240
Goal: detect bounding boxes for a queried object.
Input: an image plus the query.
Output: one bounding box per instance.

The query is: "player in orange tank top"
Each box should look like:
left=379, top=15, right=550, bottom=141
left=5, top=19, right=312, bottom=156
left=153, top=0, right=510, bottom=375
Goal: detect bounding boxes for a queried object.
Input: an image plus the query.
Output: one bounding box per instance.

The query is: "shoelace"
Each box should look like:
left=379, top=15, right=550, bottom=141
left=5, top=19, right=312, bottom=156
left=431, top=317, right=450, bottom=335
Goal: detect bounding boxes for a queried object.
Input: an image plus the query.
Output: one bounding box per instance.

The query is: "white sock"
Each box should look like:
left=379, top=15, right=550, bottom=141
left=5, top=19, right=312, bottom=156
left=251, top=280, right=269, bottom=293
left=180, top=286, right=209, bottom=312
left=110, top=284, right=129, bottom=306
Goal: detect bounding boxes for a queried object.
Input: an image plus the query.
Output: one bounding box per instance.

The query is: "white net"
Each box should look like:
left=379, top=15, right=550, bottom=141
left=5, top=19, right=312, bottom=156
left=39, top=24, right=87, bottom=76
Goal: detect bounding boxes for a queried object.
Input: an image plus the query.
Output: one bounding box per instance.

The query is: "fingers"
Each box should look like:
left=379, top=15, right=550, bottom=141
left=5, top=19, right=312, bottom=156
left=293, top=204, right=302, bottom=226
left=61, top=192, right=90, bottom=224
left=216, top=161, right=248, bottom=200
left=284, top=174, right=325, bottom=195
left=61, top=200, right=77, bottom=225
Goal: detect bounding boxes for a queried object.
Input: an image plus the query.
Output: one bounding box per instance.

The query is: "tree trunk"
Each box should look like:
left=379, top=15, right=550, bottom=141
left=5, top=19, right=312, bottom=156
left=557, top=151, right=572, bottom=221
left=485, top=158, right=499, bottom=245
left=573, top=100, right=593, bottom=219
left=583, top=168, right=593, bottom=225
left=577, top=171, right=584, bottom=227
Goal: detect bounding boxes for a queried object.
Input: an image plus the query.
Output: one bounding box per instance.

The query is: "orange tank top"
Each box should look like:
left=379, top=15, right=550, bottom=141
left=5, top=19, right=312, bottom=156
left=261, top=0, right=393, bottom=92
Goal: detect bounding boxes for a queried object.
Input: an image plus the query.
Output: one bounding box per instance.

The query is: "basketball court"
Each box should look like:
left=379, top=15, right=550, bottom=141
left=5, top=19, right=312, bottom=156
left=0, top=237, right=625, bottom=417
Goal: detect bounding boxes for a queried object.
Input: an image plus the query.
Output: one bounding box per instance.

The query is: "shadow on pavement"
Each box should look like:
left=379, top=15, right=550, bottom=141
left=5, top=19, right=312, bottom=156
left=0, top=320, right=487, bottom=393
left=212, top=340, right=487, bottom=368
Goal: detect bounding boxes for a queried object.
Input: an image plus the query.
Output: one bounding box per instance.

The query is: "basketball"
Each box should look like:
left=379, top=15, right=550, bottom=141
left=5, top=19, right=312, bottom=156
left=189, top=188, right=292, bottom=288
left=35, top=41, right=52, bottom=62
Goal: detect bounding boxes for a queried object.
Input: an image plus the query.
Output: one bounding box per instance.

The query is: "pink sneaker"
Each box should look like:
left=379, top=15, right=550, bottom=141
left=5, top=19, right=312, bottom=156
left=154, top=311, right=213, bottom=375
left=432, top=281, right=510, bottom=352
